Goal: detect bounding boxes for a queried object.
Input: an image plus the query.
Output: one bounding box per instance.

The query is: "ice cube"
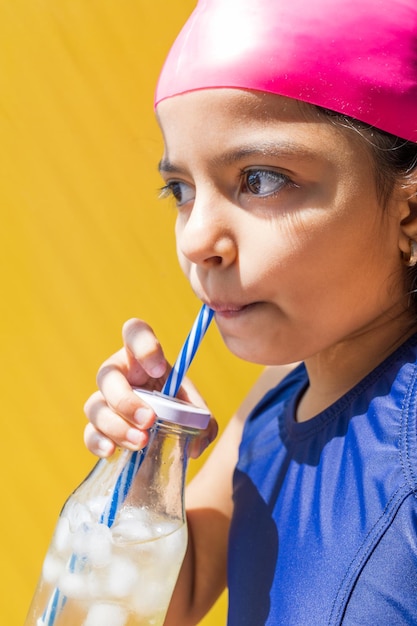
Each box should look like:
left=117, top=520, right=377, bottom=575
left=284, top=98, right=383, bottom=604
left=111, top=507, right=155, bottom=543
left=53, top=517, right=72, bottom=554
left=83, top=603, right=128, bottom=626
left=105, top=556, right=139, bottom=598
left=153, top=518, right=177, bottom=537
left=88, top=523, right=113, bottom=567
left=136, top=524, right=184, bottom=572
left=42, top=553, right=63, bottom=585
left=59, top=570, right=89, bottom=599
left=65, top=500, right=93, bottom=531
left=86, top=495, right=108, bottom=518
left=161, top=524, right=187, bottom=563
left=87, top=570, right=103, bottom=599
left=72, top=522, right=112, bottom=567
left=72, top=522, right=93, bottom=556
left=131, top=576, right=169, bottom=618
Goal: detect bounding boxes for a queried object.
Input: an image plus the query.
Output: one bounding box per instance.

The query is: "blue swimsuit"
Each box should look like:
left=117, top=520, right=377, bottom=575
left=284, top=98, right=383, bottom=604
left=228, top=335, right=417, bottom=625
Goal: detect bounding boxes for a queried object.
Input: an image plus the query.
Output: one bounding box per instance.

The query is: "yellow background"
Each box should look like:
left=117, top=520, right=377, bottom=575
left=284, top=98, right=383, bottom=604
left=0, top=1, right=262, bottom=623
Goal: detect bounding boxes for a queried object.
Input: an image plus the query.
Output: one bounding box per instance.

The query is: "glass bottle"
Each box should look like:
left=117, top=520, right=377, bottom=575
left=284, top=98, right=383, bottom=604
left=24, top=389, right=210, bottom=626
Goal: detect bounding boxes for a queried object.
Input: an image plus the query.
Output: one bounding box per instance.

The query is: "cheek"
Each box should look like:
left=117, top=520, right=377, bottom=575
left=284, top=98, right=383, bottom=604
left=246, top=206, right=370, bottom=296
left=174, top=221, right=192, bottom=278
left=175, top=243, right=190, bottom=276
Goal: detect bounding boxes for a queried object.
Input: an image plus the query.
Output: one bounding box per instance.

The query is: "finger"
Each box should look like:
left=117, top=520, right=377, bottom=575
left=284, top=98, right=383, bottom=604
left=98, top=345, right=160, bottom=391
left=122, top=318, right=168, bottom=380
left=84, top=423, right=116, bottom=458
left=96, top=360, right=157, bottom=426
left=84, top=391, right=152, bottom=450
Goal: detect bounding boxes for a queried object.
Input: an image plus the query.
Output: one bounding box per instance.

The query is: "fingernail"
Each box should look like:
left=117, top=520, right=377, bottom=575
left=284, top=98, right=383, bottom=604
left=149, top=362, right=166, bottom=378
left=126, top=428, right=143, bottom=445
left=133, top=408, right=153, bottom=427
left=96, top=436, right=113, bottom=456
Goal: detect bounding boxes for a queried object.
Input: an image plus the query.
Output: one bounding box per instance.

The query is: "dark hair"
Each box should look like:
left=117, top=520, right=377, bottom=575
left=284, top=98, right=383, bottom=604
left=317, top=107, right=417, bottom=204
left=318, top=107, right=417, bottom=311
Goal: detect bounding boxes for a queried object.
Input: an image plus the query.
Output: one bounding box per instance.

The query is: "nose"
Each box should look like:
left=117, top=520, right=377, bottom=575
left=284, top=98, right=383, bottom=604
left=176, top=194, right=237, bottom=268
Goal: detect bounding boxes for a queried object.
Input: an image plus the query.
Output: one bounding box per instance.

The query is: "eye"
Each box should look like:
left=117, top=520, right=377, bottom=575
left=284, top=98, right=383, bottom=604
left=241, top=169, right=291, bottom=197
left=160, top=181, right=195, bottom=206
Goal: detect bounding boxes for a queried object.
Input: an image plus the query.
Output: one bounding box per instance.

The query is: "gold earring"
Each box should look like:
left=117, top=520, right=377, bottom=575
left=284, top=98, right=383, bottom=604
left=404, top=239, right=417, bottom=267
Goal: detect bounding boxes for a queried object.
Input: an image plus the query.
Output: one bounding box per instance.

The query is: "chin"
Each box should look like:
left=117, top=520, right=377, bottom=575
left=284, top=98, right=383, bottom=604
left=221, top=335, right=281, bottom=366
left=220, top=325, right=306, bottom=366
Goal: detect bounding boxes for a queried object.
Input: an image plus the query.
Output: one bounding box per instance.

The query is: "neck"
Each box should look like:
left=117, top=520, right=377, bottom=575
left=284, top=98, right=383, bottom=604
left=296, top=314, right=417, bottom=423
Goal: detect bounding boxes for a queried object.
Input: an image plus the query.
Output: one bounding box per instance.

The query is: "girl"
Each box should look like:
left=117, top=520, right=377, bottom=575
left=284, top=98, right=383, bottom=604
left=84, top=0, right=417, bottom=623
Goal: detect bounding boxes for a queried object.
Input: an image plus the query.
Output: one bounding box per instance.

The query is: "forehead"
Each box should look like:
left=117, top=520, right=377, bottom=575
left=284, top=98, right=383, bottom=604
left=156, top=88, right=320, bottom=128
left=156, top=88, right=367, bottom=169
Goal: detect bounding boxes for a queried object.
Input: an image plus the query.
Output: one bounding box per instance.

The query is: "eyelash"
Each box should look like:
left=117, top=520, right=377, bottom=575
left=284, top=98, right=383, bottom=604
left=159, top=184, right=174, bottom=200
left=239, top=168, right=294, bottom=197
left=158, top=181, right=193, bottom=206
left=159, top=168, right=295, bottom=205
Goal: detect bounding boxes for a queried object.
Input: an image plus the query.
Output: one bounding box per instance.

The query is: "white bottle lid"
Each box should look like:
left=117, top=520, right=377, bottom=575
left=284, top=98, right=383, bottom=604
left=133, top=388, right=211, bottom=430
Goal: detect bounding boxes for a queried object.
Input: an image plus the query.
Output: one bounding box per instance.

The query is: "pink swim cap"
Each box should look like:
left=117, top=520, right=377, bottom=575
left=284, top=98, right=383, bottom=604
left=155, top=0, right=417, bottom=143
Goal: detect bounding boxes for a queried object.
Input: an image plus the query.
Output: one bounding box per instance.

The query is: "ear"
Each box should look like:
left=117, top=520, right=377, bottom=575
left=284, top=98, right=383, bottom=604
left=398, top=181, right=417, bottom=257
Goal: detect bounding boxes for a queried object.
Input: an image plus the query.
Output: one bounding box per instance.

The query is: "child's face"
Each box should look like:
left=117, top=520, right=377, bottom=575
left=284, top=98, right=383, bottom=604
left=157, top=89, right=410, bottom=365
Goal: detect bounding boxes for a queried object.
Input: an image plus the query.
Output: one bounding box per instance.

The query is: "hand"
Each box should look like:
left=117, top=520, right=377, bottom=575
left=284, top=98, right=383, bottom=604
left=84, top=318, right=218, bottom=458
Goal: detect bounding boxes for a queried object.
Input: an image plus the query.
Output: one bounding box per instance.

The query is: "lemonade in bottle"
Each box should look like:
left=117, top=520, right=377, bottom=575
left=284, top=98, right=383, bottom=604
left=24, top=390, right=210, bottom=626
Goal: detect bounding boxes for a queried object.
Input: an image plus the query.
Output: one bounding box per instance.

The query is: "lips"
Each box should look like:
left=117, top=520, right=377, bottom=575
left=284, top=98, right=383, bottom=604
left=204, top=301, right=255, bottom=318
left=210, top=304, right=247, bottom=313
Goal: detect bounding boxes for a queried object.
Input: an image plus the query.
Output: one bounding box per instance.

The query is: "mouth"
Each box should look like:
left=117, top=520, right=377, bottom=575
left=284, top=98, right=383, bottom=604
left=205, top=301, right=255, bottom=318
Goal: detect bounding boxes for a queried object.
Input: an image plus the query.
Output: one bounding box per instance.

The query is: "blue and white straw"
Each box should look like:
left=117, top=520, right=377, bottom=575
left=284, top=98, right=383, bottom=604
left=162, top=303, right=214, bottom=397
left=100, top=303, right=214, bottom=528
left=40, top=304, right=214, bottom=625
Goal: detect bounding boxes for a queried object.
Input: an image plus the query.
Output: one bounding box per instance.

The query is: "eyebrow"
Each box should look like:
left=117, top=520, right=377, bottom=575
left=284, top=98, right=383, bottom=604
left=158, top=141, right=317, bottom=174
left=158, top=157, right=184, bottom=174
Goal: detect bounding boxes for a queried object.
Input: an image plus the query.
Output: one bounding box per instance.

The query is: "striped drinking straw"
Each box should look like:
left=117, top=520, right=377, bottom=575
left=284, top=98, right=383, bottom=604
left=39, top=303, right=214, bottom=625
left=162, top=303, right=214, bottom=397
left=99, top=303, right=214, bottom=527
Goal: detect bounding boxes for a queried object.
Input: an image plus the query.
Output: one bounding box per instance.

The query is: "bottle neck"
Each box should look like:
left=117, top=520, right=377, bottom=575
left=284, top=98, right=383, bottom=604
left=125, top=419, right=198, bottom=522
left=155, top=418, right=200, bottom=438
